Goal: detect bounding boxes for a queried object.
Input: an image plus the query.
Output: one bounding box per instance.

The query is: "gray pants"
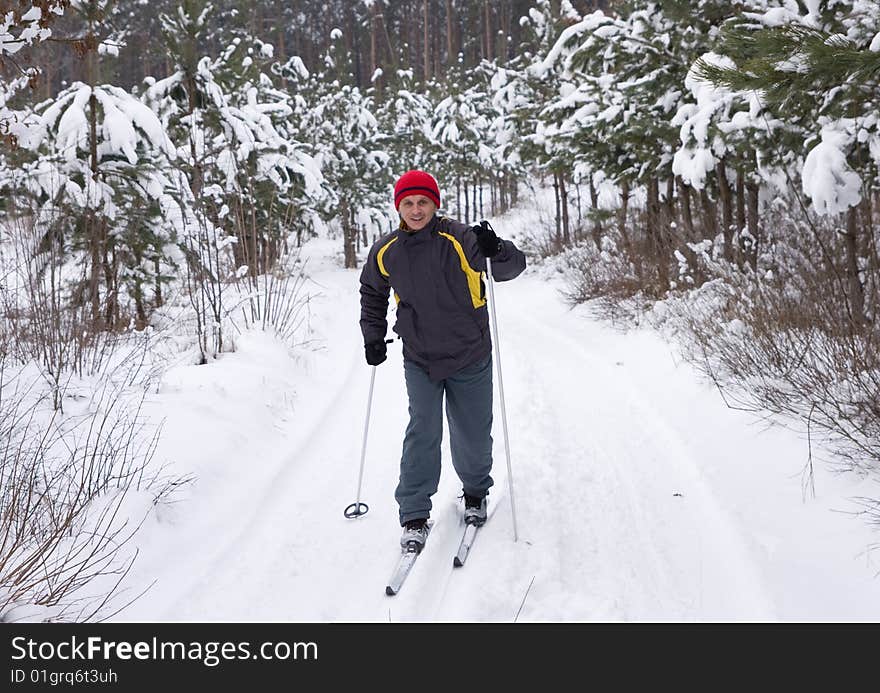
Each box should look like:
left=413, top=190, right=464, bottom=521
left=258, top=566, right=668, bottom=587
left=396, top=355, right=494, bottom=525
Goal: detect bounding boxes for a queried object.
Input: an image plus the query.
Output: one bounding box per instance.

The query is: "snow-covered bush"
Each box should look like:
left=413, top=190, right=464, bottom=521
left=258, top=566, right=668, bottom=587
left=652, top=203, right=880, bottom=471
left=0, top=357, right=187, bottom=623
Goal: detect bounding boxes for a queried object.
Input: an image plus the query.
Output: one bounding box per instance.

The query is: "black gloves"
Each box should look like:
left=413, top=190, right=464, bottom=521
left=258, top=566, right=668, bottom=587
left=472, top=220, right=503, bottom=258
left=364, top=340, right=387, bottom=366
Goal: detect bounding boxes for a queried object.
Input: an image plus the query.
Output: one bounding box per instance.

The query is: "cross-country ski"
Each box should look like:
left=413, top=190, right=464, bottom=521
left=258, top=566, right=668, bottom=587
left=453, top=524, right=479, bottom=568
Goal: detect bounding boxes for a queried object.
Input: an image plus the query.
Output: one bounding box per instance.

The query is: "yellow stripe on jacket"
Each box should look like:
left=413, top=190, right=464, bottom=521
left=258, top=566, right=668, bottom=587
left=377, top=236, right=398, bottom=277
left=438, top=232, right=487, bottom=309
left=376, top=236, right=400, bottom=304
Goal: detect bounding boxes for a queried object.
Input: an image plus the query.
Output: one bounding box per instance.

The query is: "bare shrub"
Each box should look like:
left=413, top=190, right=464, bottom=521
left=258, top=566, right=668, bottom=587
left=556, top=185, right=880, bottom=472
left=558, top=234, right=649, bottom=324
left=0, top=213, right=154, bottom=410
left=0, top=364, right=189, bottom=623
left=515, top=195, right=570, bottom=259
left=657, top=212, right=880, bottom=472
left=226, top=247, right=314, bottom=349
left=178, top=210, right=229, bottom=364
left=0, top=210, right=187, bottom=619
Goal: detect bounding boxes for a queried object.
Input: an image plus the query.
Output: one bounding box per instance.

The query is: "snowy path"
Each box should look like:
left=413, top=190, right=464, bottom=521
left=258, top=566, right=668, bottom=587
left=119, top=242, right=880, bottom=622
left=480, top=283, right=774, bottom=620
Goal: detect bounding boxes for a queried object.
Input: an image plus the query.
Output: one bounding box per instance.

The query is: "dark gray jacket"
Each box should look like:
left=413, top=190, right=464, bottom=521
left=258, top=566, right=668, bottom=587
left=359, top=214, right=526, bottom=381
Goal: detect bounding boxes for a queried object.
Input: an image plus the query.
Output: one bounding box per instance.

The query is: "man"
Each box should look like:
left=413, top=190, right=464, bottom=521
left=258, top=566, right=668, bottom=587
left=359, top=169, right=526, bottom=551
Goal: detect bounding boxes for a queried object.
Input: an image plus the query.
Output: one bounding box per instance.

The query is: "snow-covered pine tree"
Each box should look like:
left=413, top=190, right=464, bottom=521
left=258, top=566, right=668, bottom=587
left=664, top=0, right=796, bottom=273
left=375, top=67, right=436, bottom=177
left=426, top=59, right=497, bottom=222
left=482, top=60, right=528, bottom=217
left=13, top=80, right=178, bottom=329
left=526, top=2, right=617, bottom=250
left=534, top=1, right=752, bottom=290
left=695, top=0, right=880, bottom=323
left=519, top=0, right=590, bottom=248
left=150, top=0, right=329, bottom=276
left=8, top=0, right=179, bottom=332
left=296, top=27, right=392, bottom=267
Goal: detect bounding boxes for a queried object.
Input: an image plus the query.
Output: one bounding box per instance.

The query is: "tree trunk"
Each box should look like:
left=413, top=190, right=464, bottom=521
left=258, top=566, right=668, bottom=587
left=446, top=0, right=456, bottom=68
left=103, top=243, right=119, bottom=329
left=342, top=200, right=357, bottom=269
left=671, top=178, right=701, bottom=286
left=433, top=15, right=441, bottom=78
left=618, top=179, right=630, bottom=247
left=861, top=191, right=879, bottom=303
left=859, top=190, right=873, bottom=258
left=42, top=46, right=54, bottom=100
left=845, top=207, right=866, bottom=326
left=379, top=8, right=396, bottom=83
left=87, top=44, right=103, bottom=328
left=553, top=171, right=561, bottom=247
left=423, top=0, right=431, bottom=82
left=618, top=178, right=642, bottom=287
left=647, top=177, right=669, bottom=292
left=746, top=179, right=760, bottom=272
left=715, top=161, right=734, bottom=261
left=736, top=168, right=746, bottom=234
left=559, top=171, right=570, bottom=245
left=588, top=177, right=602, bottom=251
left=154, top=257, right=163, bottom=308
left=370, top=3, right=380, bottom=92
left=498, top=0, right=509, bottom=60
left=483, top=1, right=493, bottom=61
left=276, top=0, right=287, bottom=65
left=699, top=188, right=718, bottom=240
left=252, top=4, right=263, bottom=49
left=663, top=177, right=676, bottom=248
left=678, top=178, right=695, bottom=241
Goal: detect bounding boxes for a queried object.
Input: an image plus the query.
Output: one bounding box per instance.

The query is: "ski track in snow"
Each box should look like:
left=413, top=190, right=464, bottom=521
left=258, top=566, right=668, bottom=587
left=166, top=350, right=367, bottom=619
left=133, top=250, right=880, bottom=621
left=499, top=288, right=774, bottom=620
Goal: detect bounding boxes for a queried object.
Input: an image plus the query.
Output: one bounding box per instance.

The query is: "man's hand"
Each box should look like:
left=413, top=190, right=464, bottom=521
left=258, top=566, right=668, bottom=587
left=364, top=341, right=387, bottom=366
left=472, top=220, right=503, bottom=258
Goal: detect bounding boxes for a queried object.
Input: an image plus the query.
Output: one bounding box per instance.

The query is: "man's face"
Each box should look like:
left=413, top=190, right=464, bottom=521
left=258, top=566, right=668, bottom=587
left=398, top=195, right=437, bottom=231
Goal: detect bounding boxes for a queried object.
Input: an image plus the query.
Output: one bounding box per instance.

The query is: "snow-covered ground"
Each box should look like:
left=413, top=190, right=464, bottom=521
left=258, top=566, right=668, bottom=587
left=114, top=218, right=880, bottom=622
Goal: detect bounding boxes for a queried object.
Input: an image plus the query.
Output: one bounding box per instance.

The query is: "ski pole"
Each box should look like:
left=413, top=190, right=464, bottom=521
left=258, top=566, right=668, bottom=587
left=485, top=254, right=519, bottom=542
left=343, top=366, right=374, bottom=518
left=345, top=339, right=392, bottom=519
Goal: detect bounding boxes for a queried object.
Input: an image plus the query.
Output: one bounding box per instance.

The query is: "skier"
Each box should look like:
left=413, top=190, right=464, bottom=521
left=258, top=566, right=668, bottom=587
left=359, top=169, right=526, bottom=552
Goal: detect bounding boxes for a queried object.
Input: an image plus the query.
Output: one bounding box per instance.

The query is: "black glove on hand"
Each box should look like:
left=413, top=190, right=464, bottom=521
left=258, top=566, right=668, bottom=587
left=472, top=220, right=503, bottom=258
left=364, top=340, right=387, bottom=366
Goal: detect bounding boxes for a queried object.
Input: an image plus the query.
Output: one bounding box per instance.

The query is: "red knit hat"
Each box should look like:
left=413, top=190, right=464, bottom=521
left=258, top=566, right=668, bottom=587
left=394, top=170, right=441, bottom=210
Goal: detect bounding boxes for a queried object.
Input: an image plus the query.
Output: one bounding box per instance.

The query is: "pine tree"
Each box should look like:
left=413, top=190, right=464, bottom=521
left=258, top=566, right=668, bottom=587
left=5, top=0, right=184, bottom=330
left=14, top=80, right=177, bottom=329
left=150, top=0, right=330, bottom=275
left=296, top=29, right=392, bottom=267
left=376, top=67, right=435, bottom=174
left=695, top=0, right=880, bottom=323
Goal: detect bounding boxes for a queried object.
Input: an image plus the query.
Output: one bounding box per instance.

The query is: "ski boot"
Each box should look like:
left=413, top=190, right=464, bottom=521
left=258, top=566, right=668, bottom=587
left=400, top=517, right=430, bottom=553
left=463, top=493, right=488, bottom=527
